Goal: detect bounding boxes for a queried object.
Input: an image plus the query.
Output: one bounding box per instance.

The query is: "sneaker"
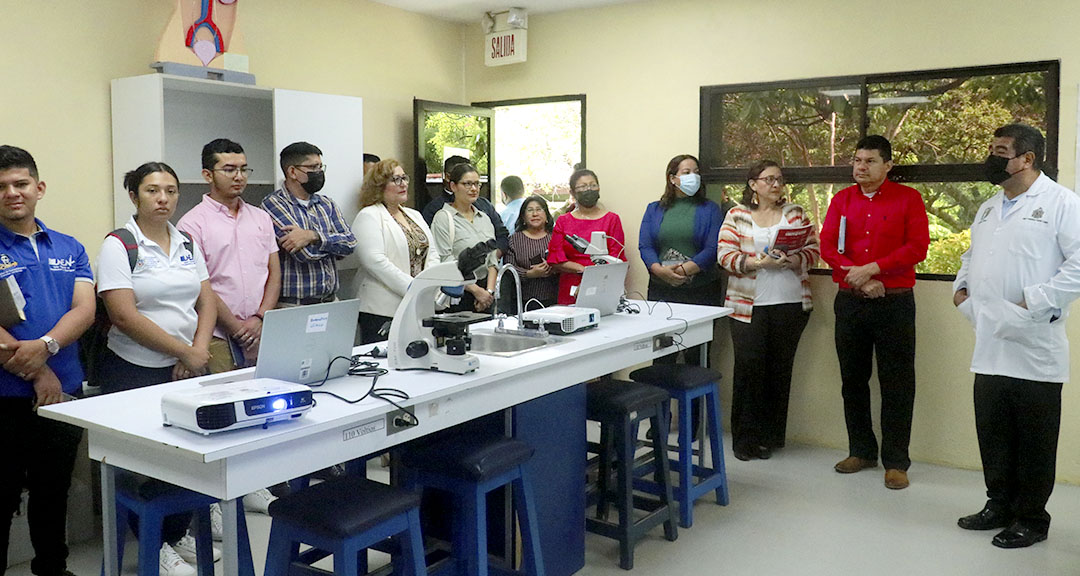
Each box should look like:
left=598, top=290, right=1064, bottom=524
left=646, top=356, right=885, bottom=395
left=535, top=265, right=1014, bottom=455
left=174, top=531, right=222, bottom=563
left=210, top=503, right=224, bottom=541
left=159, top=542, right=197, bottom=576
left=242, top=487, right=276, bottom=514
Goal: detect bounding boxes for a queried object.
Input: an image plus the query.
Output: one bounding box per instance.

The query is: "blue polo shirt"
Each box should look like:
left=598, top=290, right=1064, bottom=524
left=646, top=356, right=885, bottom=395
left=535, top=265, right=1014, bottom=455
left=0, top=219, right=92, bottom=397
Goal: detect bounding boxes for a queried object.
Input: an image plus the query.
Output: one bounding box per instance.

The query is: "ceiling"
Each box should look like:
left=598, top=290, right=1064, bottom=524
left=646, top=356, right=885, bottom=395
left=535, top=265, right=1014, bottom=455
left=370, top=0, right=646, bottom=23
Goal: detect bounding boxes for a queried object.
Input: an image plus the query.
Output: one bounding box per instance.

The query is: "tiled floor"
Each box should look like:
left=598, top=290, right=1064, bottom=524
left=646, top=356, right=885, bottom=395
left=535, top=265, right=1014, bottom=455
left=10, top=436, right=1080, bottom=576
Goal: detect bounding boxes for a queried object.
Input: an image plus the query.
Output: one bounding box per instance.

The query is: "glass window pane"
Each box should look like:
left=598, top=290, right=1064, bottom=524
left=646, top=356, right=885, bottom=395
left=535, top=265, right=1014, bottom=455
left=491, top=100, right=582, bottom=213
left=422, top=112, right=489, bottom=182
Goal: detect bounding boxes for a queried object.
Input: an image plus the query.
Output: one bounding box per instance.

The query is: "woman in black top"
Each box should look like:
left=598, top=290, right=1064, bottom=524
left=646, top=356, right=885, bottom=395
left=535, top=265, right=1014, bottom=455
left=503, top=195, right=558, bottom=311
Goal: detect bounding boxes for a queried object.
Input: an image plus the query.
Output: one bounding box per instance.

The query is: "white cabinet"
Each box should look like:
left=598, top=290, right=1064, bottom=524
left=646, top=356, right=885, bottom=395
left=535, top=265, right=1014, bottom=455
left=110, top=74, right=363, bottom=228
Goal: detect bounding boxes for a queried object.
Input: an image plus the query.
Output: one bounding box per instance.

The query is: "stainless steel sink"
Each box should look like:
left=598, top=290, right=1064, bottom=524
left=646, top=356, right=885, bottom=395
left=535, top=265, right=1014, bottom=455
left=467, top=331, right=569, bottom=357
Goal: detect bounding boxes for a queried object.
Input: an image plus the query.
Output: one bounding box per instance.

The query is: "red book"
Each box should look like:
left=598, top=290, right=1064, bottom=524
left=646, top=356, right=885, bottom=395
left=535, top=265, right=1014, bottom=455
left=770, top=224, right=814, bottom=253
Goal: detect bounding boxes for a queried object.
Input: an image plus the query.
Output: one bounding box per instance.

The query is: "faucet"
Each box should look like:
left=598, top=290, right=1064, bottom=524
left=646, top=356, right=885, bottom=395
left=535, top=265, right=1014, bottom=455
left=492, top=263, right=547, bottom=337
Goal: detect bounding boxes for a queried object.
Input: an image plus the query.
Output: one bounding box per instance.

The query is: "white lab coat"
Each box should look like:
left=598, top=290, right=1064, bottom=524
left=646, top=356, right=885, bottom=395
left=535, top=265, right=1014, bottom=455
left=351, top=203, right=440, bottom=315
left=954, top=173, right=1080, bottom=382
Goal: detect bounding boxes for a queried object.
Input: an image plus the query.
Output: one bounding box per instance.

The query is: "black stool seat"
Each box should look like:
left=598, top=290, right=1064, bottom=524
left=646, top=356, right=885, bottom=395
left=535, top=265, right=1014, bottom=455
left=629, top=364, right=720, bottom=390
left=398, top=436, right=534, bottom=482
left=268, top=476, right=420, bottom=539
left=586, top=379, right=669, bottom=417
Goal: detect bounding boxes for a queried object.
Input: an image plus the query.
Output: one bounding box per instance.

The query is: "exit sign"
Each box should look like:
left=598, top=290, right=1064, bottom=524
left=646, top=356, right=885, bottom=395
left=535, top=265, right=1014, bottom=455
left=485, top=29, right=527, bottom=67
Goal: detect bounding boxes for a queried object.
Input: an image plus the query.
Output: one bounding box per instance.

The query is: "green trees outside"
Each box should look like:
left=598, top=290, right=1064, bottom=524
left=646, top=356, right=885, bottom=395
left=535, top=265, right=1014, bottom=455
left=422, top=112, right=489, bottom=175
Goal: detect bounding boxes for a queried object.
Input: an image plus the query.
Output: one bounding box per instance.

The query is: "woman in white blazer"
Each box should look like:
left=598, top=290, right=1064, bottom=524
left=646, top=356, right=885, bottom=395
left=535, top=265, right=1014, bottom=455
left=352, top=159, right=440, bottom=343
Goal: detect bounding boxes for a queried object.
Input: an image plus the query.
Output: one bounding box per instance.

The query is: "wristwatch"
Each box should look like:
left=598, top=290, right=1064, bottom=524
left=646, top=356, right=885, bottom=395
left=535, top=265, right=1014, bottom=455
left=40, top=335, right=59, bottom=356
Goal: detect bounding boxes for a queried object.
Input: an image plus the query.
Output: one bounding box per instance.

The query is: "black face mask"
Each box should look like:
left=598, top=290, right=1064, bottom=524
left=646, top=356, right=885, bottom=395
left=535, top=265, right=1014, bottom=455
left=575, top=189, right=600, bottom=208
left=984, top=154, right=1020, bottom=186
left=301, top=170, right=326, bottom=194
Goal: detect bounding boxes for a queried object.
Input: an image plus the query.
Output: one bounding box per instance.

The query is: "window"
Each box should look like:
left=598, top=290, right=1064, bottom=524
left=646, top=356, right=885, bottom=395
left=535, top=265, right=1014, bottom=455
left=700, top=61, right=1059, bottom=277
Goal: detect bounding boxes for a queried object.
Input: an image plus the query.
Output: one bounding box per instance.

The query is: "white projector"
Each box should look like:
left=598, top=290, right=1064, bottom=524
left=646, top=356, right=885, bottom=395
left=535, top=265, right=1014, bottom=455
left=161, top=378, right=314, bottom=435
left=521, top=306, right=600, bottom=335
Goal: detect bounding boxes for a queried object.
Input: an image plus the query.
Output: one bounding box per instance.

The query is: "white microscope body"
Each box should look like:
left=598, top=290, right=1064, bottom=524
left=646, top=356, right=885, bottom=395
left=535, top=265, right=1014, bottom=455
left=387, top=261, right=480, bottom=374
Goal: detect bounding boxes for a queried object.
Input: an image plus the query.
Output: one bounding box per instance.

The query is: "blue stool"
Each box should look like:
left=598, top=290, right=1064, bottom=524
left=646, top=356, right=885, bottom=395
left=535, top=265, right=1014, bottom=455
left=629, top=364, right=729, bottom=528
left=399, top=436, right=545, bottom=576
left=110, top=482, right=254, bottom=576
left=264, top=475, right=426, bottom=576
left=585, top=379, right=678, bottom=570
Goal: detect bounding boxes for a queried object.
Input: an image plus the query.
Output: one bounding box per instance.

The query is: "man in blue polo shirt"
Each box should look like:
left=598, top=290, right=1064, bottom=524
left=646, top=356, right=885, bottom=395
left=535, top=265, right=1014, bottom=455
left=0, top=146, right=95, bottom=576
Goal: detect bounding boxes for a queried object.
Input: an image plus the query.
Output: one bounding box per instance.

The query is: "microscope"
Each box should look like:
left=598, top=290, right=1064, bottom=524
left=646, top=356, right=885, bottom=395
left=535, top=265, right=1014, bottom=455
left=386, top=241, right=496, bottom=374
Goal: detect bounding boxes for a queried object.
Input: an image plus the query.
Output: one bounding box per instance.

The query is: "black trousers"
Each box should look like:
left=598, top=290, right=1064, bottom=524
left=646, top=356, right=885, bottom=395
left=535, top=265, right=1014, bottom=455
left=0, top=397, right=84, bottom=576
left=358, top=312, right=392, bottom=345
left=834, top=290, right=916, bottom=471
left=974, top=374, right=1061, bottom=533
left=729, top=303, right=810, bottom=451
left=98, top=349, right=192, bottom=545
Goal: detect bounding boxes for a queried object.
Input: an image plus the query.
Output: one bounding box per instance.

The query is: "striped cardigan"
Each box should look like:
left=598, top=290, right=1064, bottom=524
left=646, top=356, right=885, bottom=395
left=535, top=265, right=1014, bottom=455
left=717, top=203, right=819, bottom=323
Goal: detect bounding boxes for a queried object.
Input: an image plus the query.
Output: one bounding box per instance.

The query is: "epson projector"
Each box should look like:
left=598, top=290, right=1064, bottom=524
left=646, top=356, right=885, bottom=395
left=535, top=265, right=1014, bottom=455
left=161, top=378, right=314, bottom=435
left=521, top=306, right=600, bottom=335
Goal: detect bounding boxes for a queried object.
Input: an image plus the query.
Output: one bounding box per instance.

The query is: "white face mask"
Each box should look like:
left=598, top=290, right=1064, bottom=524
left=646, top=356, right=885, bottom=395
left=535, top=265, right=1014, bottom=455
left=678, top=173, right=701, bottom=196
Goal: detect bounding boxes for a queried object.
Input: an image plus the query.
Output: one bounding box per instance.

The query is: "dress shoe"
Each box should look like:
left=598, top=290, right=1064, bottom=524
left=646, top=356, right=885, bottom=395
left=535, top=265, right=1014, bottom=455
left=992, top=522, right=1047, bottom=549
left=834, top=456, right=877, bottom=474
left=733, top=446, right=756, bottom=461
left=958, top=506, right=1013, bottom=531
left=884, top=468, right=909, bottom=490
left=757, top=446, right=772, bottom=460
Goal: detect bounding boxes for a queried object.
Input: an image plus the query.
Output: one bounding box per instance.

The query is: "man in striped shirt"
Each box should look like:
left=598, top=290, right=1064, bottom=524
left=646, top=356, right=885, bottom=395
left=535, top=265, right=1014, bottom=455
left=260, top=142, right=357, bottom=305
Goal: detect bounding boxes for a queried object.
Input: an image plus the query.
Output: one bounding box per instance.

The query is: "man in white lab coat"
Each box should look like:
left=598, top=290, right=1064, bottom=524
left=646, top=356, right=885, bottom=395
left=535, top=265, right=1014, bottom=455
left=953, top=123, right=1080, bottom=548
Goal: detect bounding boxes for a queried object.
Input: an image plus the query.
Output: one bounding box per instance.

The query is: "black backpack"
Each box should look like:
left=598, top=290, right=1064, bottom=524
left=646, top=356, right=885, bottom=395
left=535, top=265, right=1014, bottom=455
left=79, top=228, right=193, bottom=387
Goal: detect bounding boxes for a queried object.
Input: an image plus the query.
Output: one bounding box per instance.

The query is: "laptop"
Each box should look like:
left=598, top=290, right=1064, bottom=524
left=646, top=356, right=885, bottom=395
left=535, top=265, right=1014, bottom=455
left=255, top=299, right=361, bottom=385
left=574, top=261, right=629, bottom=316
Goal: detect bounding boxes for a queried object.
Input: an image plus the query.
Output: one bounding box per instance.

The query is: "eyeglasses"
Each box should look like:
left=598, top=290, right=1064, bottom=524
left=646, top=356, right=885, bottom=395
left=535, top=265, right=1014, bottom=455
left=294, top=163, right=327, bottom=173
left=390, top=175, right=410, bottom=186
left=456, top=181, right=481, bottom=189
left=754, top=176, right=785, bottom=186
left=212, top=166, right=254, bottom=177
left=524, top=207, right=546, bottom=214
left=574, top=185, right=600, bottom=193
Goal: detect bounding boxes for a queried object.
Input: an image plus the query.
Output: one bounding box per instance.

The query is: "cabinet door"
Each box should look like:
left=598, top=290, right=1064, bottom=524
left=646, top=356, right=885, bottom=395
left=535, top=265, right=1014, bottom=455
left=272, top=89, right=364, bottom=223
left=111, top=76, right=166, bottom=227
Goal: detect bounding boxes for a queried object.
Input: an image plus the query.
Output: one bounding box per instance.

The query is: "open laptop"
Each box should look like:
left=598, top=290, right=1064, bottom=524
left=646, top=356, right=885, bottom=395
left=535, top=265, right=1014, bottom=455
left=256, top=299, right=361, bottom=385
left=574, top=261, right=629, bottom=316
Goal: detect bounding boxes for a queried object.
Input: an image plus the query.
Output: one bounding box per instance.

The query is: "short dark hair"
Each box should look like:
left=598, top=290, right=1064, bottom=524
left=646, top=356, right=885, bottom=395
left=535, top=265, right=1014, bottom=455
left=448, top=162, right=479, bottom=184
left=515, top=195, right=554, bottom=233
left=0, top=146, right=39, bottom=180
left=856, top=135, right=892, bottom=162
left=569, top=169, right=598, bottom=190
left=500, top=175, right=525, bottom=199
left=994, top=123, right=1045, bottom=170
left=201, top=138, right=245, bottom=170
left=443, top=155, right=470, bottom=174
left=279, top=142, right=323, bottom=175
left=363, top=153, right=381, bottom=164
left=123, top=162, right=179, bottom=193
left=741, top=160, right=781, bottom=208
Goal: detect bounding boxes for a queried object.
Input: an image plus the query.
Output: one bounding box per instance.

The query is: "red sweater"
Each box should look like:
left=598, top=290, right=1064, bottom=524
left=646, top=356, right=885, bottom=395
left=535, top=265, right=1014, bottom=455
left=819, top=180, right=929, bottom=289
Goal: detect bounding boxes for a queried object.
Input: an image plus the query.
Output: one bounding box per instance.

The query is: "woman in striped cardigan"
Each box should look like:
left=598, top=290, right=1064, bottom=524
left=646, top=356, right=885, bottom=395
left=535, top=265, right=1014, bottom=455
left=717, top=160, right=819, bottom=462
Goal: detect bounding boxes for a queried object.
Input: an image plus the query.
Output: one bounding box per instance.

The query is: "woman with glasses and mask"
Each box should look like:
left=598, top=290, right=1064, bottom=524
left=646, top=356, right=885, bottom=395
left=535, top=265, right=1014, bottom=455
left=717, top=160, right=818, bottom=462
left=352, top=159, right=440, bottom=343
left=431, top=163, right=499, bottom=312
left=547, top=169, right=626, bottom=305
left=503, top=195, right=559, bottom=311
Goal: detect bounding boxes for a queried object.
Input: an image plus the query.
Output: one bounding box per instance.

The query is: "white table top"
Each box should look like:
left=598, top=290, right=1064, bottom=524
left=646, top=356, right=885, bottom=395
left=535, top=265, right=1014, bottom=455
left=42, top=301, right=730, bottom=499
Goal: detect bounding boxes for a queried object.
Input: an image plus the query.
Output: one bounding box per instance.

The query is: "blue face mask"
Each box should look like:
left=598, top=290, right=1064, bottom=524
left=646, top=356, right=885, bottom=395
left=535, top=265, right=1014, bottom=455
left=678, top=173, right=701, bottom=196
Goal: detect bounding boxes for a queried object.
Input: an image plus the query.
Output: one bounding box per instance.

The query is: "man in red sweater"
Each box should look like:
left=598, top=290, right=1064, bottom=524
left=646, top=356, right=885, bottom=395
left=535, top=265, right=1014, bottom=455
left=819, top=135, right=929, bottom=490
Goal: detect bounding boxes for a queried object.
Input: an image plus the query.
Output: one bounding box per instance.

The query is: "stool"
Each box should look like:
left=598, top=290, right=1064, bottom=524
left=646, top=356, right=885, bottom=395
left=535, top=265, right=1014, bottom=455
left=264, top=475, right=426, bottom=576
left=629, top=364, right=729, bottom=528
left=585, top=379, right=678, bottom=570
left=110, top=482, right=254, bottom=576
left=399, top=436, right=544, bottom=576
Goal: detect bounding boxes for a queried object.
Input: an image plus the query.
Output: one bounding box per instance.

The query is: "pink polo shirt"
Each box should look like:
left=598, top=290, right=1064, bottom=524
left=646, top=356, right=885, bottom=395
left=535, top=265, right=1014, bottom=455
left=177, top=195, right=278, bottom=339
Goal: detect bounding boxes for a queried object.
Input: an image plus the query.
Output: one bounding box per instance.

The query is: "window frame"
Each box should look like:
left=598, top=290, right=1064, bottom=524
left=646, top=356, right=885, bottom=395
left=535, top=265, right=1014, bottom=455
left=699, top=60, right=1060, bottom=281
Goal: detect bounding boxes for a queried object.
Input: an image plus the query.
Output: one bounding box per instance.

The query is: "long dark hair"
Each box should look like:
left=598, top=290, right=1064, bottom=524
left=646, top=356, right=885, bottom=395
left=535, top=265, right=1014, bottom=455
left=514, top=195, right=554, bottom=233
left=741, top=160, right=781, bottom=209
left=660, top=154, right=705, bottom=209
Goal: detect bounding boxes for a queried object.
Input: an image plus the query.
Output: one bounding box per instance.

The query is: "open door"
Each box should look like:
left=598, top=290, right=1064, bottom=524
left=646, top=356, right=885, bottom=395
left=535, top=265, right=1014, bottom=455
left=412, top=99, right=494, bottom=212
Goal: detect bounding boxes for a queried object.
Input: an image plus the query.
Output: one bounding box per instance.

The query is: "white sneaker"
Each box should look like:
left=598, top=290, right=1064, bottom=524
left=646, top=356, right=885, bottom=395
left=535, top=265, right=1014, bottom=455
left=242, top=488, right=276, bottom=514
left=210, top=502, right=224, bottom=541
left=174, top=531, right=222, bottom=563
left=159, top=542, right=197, bottom=576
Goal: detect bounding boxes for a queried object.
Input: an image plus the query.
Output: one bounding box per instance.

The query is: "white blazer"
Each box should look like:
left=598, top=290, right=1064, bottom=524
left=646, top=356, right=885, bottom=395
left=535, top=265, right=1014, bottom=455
left=352, top=203, right=440, bottom=315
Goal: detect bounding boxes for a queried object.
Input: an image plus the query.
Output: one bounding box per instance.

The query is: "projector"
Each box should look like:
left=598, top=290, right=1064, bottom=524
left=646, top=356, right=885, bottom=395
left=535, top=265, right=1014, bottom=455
left=161, top=378, right=314, bottom=435
left=521, top=306, right=600, bottom=335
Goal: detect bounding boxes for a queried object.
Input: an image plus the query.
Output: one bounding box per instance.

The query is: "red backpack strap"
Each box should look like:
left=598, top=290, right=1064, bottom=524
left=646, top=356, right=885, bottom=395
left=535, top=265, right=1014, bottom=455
left=106, top=228, right=139, bottom=272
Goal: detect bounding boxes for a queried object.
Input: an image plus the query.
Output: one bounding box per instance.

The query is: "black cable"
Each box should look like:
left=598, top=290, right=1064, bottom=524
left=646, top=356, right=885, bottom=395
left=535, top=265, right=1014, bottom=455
left=308, top=355, right=420, bottom=426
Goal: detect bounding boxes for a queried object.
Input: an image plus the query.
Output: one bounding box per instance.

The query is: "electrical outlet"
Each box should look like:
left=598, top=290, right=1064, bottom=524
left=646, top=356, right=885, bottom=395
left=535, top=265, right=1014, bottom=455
left=653, top=334, right=675, bottom=351
left=386, top=406, right=418, bottom=435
